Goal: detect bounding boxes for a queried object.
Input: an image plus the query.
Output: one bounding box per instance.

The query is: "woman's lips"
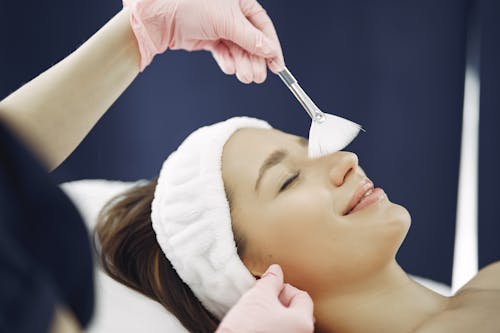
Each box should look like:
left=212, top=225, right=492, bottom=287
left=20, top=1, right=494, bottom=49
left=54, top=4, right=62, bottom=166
left=348, top=188, right=385, bottom=214
left=344, top=179, right=374, bottom=215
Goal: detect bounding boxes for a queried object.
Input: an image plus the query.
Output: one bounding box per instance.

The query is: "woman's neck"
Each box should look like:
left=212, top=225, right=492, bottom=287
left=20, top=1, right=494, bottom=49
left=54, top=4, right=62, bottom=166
left=313, top=261, right=449, bottom=333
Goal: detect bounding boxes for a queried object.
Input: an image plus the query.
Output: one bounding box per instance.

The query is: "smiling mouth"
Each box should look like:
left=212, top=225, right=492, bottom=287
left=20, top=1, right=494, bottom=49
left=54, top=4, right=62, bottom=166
left=344, top=179, right=378, bottom=215
left=347, top=188, right=386, bottom=215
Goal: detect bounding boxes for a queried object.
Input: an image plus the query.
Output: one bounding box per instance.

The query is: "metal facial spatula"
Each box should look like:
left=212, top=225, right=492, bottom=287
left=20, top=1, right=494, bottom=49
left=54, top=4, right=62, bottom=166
left=277, top=67, right=363, bottom=158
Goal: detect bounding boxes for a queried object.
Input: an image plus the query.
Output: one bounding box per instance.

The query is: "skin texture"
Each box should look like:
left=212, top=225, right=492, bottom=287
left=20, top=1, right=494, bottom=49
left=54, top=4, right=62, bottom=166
left=221, top=127, right=500, bottom=333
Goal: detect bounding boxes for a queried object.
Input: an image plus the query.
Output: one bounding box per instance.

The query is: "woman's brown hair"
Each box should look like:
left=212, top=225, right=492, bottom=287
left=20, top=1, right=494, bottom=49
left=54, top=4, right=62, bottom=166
left=95, top=178, right=223, bottom=333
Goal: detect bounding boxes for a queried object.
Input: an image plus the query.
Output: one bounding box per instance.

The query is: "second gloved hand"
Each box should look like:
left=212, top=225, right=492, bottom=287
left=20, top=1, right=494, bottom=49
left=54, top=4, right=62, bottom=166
left=215, top=264, right=314, bottom=333
left=123, top=0, right=285, bottom=83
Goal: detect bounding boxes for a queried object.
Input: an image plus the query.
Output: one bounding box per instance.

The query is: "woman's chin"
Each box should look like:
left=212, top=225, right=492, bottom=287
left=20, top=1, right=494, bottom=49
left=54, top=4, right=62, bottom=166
left=393, top=202, right=411, bottom=223
left=383, top=202, right=412, bottom=244
left=382, top=201, right=411, bottom=227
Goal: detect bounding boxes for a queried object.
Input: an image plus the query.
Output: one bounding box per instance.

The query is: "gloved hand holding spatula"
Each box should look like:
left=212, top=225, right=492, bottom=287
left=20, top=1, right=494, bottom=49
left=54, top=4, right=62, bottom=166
left=124, top=0, right=362, bottom=154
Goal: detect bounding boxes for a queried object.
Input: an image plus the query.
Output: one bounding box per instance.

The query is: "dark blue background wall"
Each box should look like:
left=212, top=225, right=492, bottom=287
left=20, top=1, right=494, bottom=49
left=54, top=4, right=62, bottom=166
left=2, top=0, right=498, bottom=285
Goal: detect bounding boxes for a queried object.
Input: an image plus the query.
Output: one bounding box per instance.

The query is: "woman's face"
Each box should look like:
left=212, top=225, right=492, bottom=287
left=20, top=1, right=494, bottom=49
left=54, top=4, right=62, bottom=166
left=221, top=128, right=411, bottom=295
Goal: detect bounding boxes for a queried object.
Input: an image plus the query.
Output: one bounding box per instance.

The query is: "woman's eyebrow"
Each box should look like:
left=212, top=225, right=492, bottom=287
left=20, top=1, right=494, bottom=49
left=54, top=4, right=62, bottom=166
left=255, top=150, right=287, bottom=191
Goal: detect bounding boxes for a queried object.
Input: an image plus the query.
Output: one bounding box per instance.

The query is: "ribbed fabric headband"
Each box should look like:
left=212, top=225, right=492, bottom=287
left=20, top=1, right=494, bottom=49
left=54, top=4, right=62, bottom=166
left=151, top=117, right=272, bottom=319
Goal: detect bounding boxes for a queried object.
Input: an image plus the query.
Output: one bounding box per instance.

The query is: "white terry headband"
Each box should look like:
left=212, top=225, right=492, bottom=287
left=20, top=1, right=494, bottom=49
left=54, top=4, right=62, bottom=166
left=151, top=117, right=272, bottom=319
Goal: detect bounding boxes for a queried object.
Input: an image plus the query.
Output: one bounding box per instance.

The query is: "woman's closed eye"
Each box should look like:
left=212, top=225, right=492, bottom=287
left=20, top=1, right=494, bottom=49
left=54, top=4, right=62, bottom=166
left=279, top=172, right=300, bottom=193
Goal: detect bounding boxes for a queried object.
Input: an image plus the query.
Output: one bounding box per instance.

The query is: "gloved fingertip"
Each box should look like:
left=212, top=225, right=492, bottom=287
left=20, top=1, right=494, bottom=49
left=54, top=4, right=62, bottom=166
left=254, top=68, right=267, bottom=84
left=236, top=72, right=252, bottom=84
left=222, top=61, right=236, bottom=75
left=267, top=58, right=285, bottom=74
left=262, top=264, right=281, bottom=278
left=254, top=73, right=266, bottom=84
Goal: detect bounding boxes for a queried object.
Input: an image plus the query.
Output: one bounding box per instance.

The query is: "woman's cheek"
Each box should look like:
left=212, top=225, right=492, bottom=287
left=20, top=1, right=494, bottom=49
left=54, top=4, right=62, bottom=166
left=272, top=190, right=330, bottom=228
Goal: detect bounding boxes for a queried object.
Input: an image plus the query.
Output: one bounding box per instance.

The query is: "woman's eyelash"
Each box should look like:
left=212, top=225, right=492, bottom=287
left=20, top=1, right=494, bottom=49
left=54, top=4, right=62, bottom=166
left=279, top=172, right=300, bottom=192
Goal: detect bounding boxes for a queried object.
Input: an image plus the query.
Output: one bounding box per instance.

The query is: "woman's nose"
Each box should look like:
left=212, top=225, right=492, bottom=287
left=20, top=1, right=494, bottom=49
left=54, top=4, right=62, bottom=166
left=328, top=152, right=359, bottom=187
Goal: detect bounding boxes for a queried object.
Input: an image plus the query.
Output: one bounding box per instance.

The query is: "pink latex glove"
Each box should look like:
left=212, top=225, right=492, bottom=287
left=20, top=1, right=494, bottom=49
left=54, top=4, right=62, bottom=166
left=123, top=0, right=285, bottom=83
left=216, top=264, right=314, bottom=333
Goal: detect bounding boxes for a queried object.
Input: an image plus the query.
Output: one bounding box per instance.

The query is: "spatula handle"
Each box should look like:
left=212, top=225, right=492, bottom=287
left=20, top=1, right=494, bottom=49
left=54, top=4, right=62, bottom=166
left=277, top=67, right=324, bottom=121
left=277, top=67, right=297, bottom=86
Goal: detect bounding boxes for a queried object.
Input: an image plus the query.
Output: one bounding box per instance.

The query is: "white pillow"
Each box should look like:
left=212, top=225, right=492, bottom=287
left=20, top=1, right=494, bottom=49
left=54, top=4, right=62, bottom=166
left=60, top=179, right=451, bottom=333
left=61, top=180, right=188, bottom=333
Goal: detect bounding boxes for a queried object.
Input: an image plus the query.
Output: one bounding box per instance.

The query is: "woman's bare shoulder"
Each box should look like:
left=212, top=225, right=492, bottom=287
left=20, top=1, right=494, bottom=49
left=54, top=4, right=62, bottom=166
left=414, top=288, right=500, bottom=332
left=458, top=260, right=500, bottom=292
left=413, top=261, right=500, bottom=333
